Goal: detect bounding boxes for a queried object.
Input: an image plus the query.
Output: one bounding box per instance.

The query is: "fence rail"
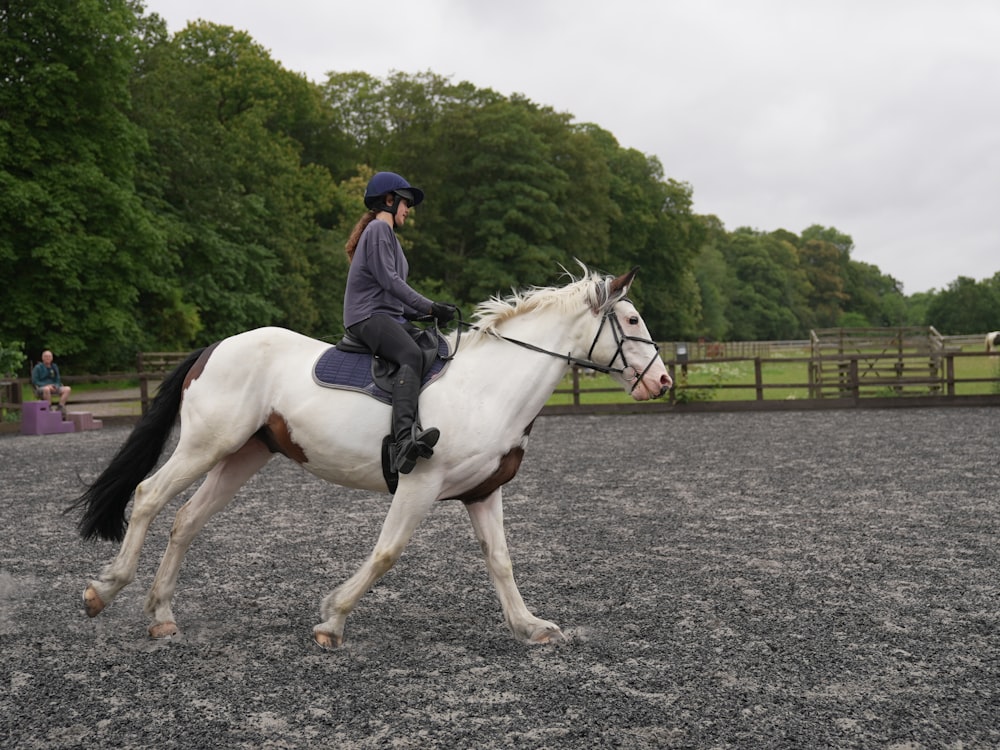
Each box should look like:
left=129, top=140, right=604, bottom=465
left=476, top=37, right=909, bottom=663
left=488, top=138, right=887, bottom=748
left=541, top=348, right=1000, bottom=414
left=659, top=334, right=993, bottom=361
left=660, top=340, right=811, bottom=360
left=0, top=351, right=190, bottom=425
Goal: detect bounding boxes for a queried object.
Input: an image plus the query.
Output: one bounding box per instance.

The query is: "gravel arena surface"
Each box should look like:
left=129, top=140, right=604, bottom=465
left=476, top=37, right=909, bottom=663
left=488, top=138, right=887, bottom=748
left=1, top=408, right=998, bottom=749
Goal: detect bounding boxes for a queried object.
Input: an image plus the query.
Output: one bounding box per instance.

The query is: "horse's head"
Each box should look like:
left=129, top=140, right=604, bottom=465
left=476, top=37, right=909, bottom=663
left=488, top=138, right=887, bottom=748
left=587, top=268, right=672, bottom=401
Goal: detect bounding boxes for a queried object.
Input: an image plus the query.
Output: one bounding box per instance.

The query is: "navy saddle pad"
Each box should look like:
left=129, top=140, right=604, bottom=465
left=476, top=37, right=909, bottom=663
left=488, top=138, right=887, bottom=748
left=312, top=337, right=451, bottom=405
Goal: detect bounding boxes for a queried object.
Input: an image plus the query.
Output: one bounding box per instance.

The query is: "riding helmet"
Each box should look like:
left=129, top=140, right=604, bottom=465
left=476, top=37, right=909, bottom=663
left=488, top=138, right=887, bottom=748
left=364, top=172, right=425, bottom=210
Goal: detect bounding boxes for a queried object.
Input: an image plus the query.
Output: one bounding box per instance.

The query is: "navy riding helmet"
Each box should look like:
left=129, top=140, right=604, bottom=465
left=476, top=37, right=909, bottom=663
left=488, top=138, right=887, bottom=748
left=363, top=172, right=425, bottom=211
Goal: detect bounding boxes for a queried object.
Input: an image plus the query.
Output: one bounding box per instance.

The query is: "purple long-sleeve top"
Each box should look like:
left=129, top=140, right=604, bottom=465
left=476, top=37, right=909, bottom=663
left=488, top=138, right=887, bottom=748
left=343, top=220, right=433, bottom=328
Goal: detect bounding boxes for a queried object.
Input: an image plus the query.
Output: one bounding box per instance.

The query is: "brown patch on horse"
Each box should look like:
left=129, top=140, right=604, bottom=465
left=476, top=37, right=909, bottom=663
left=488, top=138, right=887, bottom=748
left=253, top=412, right=308, bottom=464
left=451, top=421, right=535, bottom=504
left=182, top=341, right=221, bottom=391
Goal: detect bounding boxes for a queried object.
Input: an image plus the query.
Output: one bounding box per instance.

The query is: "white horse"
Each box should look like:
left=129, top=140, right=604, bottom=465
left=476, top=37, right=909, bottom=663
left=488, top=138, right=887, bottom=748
left=986, top=331, right=1000, bottom=354
left=69, top=267, right=671, bottom=647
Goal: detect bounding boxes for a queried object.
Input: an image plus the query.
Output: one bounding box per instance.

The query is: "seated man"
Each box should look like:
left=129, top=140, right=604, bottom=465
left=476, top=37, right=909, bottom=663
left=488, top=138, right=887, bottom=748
left=31, top=350, right=71, bottom=417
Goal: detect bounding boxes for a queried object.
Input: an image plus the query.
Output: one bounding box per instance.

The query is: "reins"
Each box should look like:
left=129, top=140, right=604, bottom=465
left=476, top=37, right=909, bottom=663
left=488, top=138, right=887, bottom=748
left=438, top=299, right=660, bottom=392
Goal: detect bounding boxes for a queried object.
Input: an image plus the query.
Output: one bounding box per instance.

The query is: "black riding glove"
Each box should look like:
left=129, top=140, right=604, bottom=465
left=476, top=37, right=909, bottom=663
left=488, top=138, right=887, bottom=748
left=430, top=302, right=458, bottom=324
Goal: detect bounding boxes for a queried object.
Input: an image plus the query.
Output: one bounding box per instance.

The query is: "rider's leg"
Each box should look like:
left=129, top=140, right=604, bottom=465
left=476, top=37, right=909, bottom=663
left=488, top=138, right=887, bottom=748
left=389, top=364, right=439, bottom=473
left=347, top=315, right=440, bottom=473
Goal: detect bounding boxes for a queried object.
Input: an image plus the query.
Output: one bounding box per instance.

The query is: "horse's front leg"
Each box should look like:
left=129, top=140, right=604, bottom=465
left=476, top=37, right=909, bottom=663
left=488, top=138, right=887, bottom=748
left=465, top=488, right=565, bottom=644
left=313, top=479, right=441, bottom=648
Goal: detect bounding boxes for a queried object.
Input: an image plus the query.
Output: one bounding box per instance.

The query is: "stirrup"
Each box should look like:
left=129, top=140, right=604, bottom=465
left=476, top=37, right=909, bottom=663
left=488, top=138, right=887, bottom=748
left=390, top=438, right=420, bottom=475
left=412, top=424, right=440, bottom=459
left=390, top=445, right=417, bottom=475
left=390, top=425, right=441, bottom=475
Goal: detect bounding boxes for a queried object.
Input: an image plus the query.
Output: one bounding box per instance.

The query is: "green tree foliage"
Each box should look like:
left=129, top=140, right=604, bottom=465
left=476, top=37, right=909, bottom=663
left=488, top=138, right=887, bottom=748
left=902, top=290, right=935, bottom=327
left=842, top=260, right=906, bottom=327
left=691, top=232, right=731, bottom=340
left=720, top=230, right=802, bottom=340
left=599, top=142, right=704, bottom=339
left=433, top=96, right=576, bottom=299
left=924, top=274, right=1000, bottom=334
left=0, top=0, right=177, bottom=368
left=130, top=21, right=338, bottom=343
left=686, top=223, right=912, bottom=341
left=798, top=237, right=848, bottom=327
left=324, top=73, right=616, bottom=301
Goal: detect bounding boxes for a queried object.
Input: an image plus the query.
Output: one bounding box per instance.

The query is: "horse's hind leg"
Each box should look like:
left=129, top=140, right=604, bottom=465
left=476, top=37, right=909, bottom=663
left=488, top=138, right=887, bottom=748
left=465, top=488, right=565, bottom=644
left=313, top=480, right=441, bottom=648
left=84, top=448, right=217, bottom=618
left=145, top=439, right=273, bottom=638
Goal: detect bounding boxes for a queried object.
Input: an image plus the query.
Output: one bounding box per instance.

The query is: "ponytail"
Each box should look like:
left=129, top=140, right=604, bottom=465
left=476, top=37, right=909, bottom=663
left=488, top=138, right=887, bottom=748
left=345, top=211, right=377, bottom=262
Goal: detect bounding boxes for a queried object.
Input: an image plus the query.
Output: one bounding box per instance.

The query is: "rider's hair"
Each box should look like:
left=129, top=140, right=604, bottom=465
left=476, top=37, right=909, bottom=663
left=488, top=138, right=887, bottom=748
left=345, top=210, right=378, bottom=262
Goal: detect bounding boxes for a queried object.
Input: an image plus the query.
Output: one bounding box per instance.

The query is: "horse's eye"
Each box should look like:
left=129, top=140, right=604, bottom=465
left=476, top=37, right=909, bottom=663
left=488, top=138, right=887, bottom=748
left=628, top=316, right=639, bottom=326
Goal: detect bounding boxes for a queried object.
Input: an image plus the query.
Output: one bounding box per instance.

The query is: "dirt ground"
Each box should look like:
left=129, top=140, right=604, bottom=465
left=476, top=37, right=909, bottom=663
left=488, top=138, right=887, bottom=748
left=1, top=408, right=998, bottom=749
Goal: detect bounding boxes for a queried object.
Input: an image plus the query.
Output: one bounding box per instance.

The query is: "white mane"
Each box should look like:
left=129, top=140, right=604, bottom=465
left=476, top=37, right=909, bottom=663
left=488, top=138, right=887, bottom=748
left=461, top=266, right=608, bottom=346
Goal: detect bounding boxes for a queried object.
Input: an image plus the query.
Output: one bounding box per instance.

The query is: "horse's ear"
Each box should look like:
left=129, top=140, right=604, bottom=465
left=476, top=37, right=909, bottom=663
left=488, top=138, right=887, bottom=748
left=608, top=267, right=639, bottom=301
left=593, top=267, right=639, bottom=313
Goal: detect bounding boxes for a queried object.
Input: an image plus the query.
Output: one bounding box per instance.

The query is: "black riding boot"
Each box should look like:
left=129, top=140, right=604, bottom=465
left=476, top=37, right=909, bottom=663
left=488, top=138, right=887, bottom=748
left=389, top=365, right=440, bottom=474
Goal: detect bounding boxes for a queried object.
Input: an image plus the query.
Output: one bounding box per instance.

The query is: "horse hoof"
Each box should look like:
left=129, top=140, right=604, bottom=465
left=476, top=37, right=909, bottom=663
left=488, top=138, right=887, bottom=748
left=313, top=631, right=342, bottom=649
left=83, top=586, right=105, bottom=618
left=530, top=626, right=566, bottom=645
left=148, top=622, right=179, bottom=639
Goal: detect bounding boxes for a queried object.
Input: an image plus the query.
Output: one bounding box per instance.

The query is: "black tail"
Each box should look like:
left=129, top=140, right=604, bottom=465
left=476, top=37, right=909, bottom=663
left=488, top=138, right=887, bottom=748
left=66, top=347, right=208, bottom=542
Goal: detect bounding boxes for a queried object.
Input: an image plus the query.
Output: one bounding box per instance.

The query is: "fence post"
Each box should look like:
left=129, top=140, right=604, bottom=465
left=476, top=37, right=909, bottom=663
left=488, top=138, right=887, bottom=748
left=754, top=357, right=763, bottom=401
left=137, top=352, right=149, bottom=415
left=849, top=358, right=860, bottom=400
left=946, top=355, right=955, bottom=397
left=571, top=366, right=581, bottom=407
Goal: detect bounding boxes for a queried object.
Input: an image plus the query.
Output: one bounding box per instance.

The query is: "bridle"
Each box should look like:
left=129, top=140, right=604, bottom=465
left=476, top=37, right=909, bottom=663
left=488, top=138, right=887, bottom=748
left=442, top=298, right=661, bottom=394
left=584, top=299, right=663, bottom=393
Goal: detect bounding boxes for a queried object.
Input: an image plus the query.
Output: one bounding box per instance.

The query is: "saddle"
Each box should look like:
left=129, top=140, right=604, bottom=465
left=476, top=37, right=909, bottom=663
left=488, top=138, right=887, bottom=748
left=313, top=327, right=451, bottom=494
left=312, top=327, right=450, bottom=405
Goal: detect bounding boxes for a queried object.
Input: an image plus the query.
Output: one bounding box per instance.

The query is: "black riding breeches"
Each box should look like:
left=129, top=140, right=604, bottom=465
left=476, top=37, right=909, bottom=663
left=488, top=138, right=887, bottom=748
left=347, top=315, right=424, bottom=373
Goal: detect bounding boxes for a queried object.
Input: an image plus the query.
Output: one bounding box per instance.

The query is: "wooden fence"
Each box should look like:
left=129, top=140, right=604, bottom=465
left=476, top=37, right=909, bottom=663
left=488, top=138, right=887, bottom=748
left=135, top=351, right=192, bottom=412
left=0, top=351, right=191, bottom=425
left=540, top=348, right=1000, bottom=414
left=3, top=344, right=999, bottom=428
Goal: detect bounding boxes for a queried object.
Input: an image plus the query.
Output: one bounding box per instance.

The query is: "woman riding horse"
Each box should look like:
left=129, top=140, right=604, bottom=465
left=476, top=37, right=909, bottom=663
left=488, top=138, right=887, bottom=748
left=343, top=172, right=457, bottom=474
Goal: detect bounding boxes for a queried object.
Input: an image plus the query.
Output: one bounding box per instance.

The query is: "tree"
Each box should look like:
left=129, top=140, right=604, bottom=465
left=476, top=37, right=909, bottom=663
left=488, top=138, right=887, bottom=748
left=842, top=261, right=906, bottom=327
left=924, top=276, right=1000, bottom=334
left=691, top=227, right=732, bottom=340
left=0, top=0, right=180, bottom=369
left=597, top=142, right=704, bottom=339
left=798, top=238, right=848, bottom=327
left=902, top=290, right=934, bottom=326
left=718, top=230, right=800, bottom=340
left=130, top=21, right=338, bottom=342
left=435, top=98, right=573, bottom=299
left=322, top=73, right=623, bottom=303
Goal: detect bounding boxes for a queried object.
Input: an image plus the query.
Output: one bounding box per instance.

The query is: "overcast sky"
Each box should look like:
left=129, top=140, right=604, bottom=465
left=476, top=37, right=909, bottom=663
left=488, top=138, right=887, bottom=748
left=144, top=0, right=1000, bottom=295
